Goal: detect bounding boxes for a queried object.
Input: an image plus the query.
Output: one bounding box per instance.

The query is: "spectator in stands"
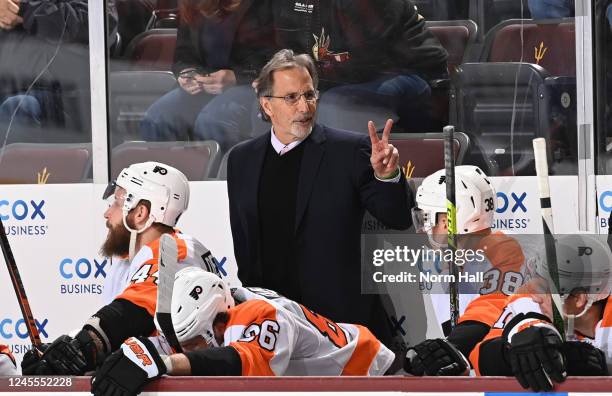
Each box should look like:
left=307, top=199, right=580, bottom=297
left=265, top=0, right=448, bottom=134
left=0, top=0, right=118, bottom=144
left=227, top=49, right=413, bottom=347
left=145, top=0, right=447, bottom=150
left=528, top=0, right=574, bottom=19
left=140, top=0, right=269, bottom=149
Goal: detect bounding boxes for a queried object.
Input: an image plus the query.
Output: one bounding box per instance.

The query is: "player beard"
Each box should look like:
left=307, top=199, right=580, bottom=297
left=100, top=219, right=134, bottom=257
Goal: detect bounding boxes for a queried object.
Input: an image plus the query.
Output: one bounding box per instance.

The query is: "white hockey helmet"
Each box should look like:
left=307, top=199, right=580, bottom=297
left=170, top=267, right=234, bottom=346
left=104, top=161, right=190, bottom=228
left=535, top=233, right=612, bottom=318
left=412, top=165, right=496, bottom=234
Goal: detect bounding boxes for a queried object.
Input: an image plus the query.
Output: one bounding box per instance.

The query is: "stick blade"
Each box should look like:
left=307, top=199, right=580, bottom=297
left=156, top=234, right=183, bottom=353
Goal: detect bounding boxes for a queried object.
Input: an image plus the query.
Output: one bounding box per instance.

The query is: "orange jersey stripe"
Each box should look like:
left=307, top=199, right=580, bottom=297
left=477, top=231, right=525, bottom=274
left=469, top=328, right=502, bottom=376
left=341, top=325, right=381, bottom=375
left=459, top=293, right=508, bottom=327
left=115, top=232, right=187, bottom=316
left=227, top=300, right=278, bottom=376
left=601, top=296, right=612, bottom=327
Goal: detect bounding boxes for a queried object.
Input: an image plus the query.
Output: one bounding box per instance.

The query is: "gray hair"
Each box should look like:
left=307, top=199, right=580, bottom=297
left=254, top=49, right=319, bottom=122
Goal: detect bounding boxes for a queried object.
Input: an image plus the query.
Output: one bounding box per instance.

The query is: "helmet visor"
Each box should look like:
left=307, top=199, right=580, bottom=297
left=102, top=181, right=117, bottom=200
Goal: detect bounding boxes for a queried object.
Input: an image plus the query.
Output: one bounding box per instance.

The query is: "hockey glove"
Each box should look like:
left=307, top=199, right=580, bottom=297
left=504, top=314, right=566, bottom=392
left=405, top=338, right=470, bottom=376
left=92, top=337, right=167, bottom=396
left=21, top=343, right=55, bottom=375
left=39, top=329, right=102, bottom=375
left=563, top=341, right=608, bottom=376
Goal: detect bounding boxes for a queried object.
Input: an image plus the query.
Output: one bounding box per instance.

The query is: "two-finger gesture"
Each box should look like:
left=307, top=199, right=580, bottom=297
left=368, top=119, right=399, bottom=179
left=0, top=0, right=22, bottom=30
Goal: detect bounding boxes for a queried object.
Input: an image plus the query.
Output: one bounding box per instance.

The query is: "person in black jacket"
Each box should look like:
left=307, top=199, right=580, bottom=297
left=227, top=49, right=413, bottom=346
left=263, top=0, right=448, bottom=133
left=0, top=0, right=118, bottom=144
left=140, top=0, right=270, bottom=149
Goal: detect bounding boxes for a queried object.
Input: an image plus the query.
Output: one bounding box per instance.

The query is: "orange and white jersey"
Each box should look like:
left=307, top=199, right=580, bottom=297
left=426, top=231, right=527, bottom=326
left=0, top=344, right=17, bottom=375
left=483, top=293, right=612, bottom=375
left=224, top=297, right=394, bottom=376
left=591, top=297, right=612, bottom=372
left=102, top=230, right=219, bottom=316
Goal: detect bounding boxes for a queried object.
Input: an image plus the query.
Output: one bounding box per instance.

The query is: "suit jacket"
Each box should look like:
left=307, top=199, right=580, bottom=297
left=227, top=124, right=413, bottom=329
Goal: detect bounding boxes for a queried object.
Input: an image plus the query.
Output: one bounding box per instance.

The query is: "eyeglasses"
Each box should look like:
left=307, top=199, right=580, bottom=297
left=264, top=90, right=319, bottom=105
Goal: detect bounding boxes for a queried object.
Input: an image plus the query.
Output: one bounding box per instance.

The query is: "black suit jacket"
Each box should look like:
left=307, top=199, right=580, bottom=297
left=227, top=124, right=413, bottom=330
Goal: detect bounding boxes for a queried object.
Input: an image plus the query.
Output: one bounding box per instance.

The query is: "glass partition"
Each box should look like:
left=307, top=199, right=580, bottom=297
left=104, top=0, right=581, bottom=181
left=0, top=2, right=117, bottom=184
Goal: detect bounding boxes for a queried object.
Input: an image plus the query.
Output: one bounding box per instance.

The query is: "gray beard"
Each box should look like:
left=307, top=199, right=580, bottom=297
left=290, top=123, right=313, bottom=140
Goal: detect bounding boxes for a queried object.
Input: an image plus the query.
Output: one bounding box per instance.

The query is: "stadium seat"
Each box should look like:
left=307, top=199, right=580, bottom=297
left=389, top=132, right=469, bottom=178
left=216, top=144, right=238, bottom=180
left=470, top=0, right=531, bottom=35
left=0, top=143, right=92, bottom=184
left=146, top=8, right=179, bottom=30
left=110, top=140, right=221, bottom=181
left=425, top=20, right=478, bottom=129
left=112, top=29, right=178, bottom=141
left=109, top=71, right=178, bottom=141
left=124, top=28, right=177, bottom=71
left=426, top=20, right=478, bottom=76
left=450, top=18, right=577, bottom=175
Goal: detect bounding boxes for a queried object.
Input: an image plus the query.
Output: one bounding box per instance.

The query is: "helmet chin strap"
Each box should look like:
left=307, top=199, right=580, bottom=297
left=122, top=211, right=155, bottom=261
left=563, top=298, right=593, bottom=340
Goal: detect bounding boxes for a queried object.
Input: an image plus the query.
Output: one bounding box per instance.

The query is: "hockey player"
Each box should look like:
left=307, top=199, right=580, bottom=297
left=22, top=162, right=221, bottom=376
left=91, top=268, right=394, bottom=395
left=405, top=165, right=528, bottom=376
left=469, top=233, right=611, bottom=391
left=0, top=345, right=17, bottom=375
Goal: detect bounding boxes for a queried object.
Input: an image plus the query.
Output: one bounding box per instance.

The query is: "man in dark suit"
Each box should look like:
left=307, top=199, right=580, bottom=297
left=227, top=49, right=413, bottom=343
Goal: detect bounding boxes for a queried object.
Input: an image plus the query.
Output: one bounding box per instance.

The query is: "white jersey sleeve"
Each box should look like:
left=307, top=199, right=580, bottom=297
left=0, top=345, right=17, bottom=375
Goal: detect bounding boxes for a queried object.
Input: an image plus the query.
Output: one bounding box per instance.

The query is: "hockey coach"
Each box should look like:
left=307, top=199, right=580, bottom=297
left=226, top=49, right=414, bottom=345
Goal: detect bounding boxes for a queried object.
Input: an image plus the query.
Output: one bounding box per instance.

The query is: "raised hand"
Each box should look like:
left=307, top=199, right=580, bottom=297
left=368, top=119, right=399, bottom=179
left=0, top=0, right=22, bottom=30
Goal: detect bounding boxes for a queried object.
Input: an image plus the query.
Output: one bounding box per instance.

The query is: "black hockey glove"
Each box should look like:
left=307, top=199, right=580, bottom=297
left=405, top=338, right=470, bottom=376
left=562, top=341, right=608, bottom=376
left=504, top=315, right=566, bottom=392
left=38, top=329, right=102, bottom=375
left=92, top=337, right=167, bottom=396
left=21, top=343, right=55, bottom=375
left=39, top=335, right=89, bottom=375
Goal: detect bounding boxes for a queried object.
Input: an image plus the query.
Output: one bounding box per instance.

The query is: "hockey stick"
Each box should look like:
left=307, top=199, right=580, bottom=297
left=532, top=138, right=565, bottom=337
left=0, top=217, right=41, bottom=347
left=156, top=234, right=183, bottom=353
left=444, top=125, right=460, bottom=329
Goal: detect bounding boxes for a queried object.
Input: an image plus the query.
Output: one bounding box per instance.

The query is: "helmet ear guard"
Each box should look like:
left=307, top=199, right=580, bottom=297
left=162, top=268, right=235, bottom=347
